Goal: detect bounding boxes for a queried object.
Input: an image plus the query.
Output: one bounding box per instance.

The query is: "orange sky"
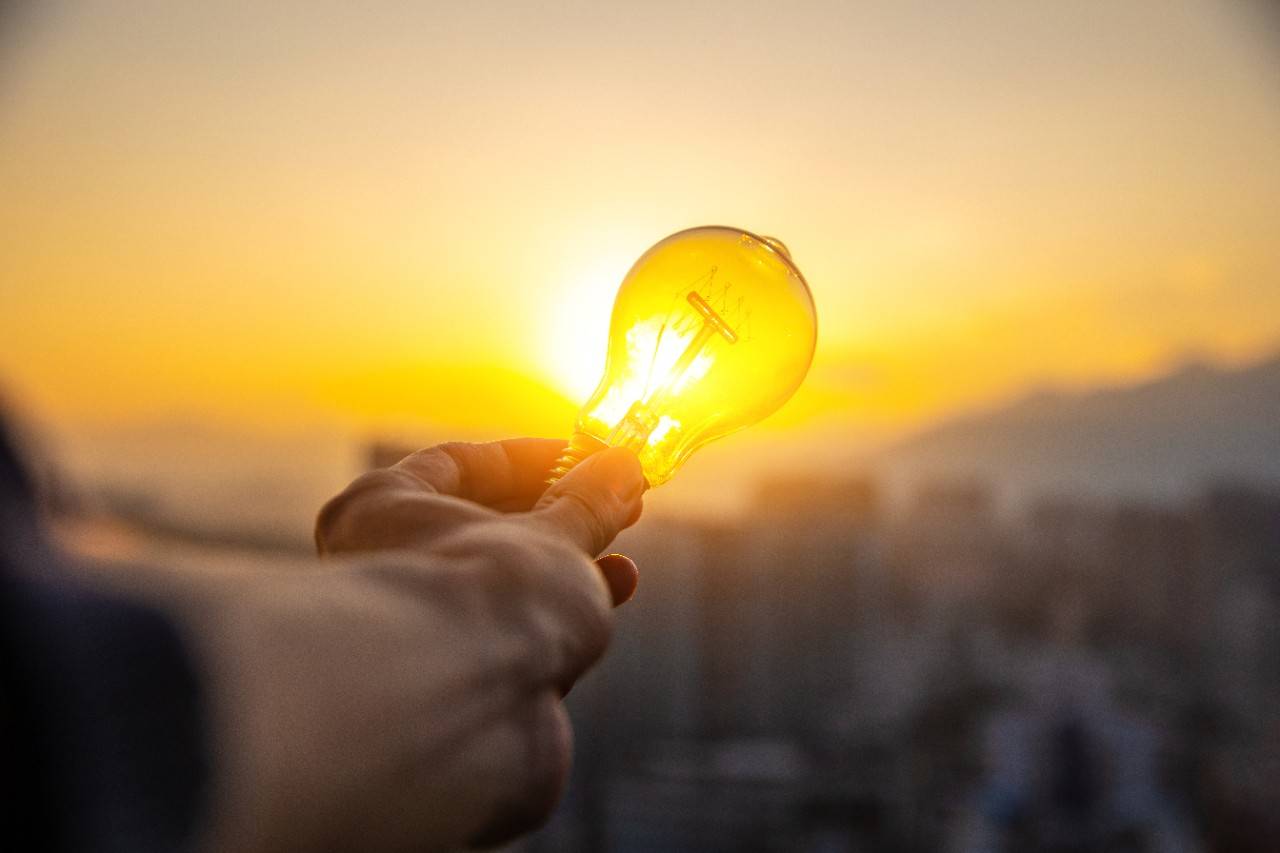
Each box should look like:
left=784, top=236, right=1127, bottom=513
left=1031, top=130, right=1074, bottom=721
left=3, top=0, right=1279, bottom=458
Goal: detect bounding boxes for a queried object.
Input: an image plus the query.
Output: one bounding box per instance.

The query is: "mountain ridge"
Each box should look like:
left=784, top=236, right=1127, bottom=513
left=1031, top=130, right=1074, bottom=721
left=872, top=352, right=1280, bottom=506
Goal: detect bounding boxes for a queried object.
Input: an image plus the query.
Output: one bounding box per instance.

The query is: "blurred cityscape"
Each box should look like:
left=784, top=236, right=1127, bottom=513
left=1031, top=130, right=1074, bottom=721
left=32, top=355, right=1280, bottom=853
left=51, top=450, right=1280, bottom=852
left=521, top=476, right=1280, bottom=853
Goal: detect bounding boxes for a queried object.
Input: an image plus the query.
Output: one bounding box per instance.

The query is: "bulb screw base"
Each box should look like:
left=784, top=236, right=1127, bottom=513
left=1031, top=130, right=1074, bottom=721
left=545, top=432, right=610, bottom=486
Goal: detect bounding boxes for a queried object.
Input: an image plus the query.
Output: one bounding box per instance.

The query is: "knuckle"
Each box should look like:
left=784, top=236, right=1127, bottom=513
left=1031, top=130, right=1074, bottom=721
left=433, top=440, right=476, bottom=459
left=315, top=472, right=380, bottom=553
left=549, top=490, right=612, bottom=553
left=530, top=532, right=614, bottom=647
left=425, top=441, right=480, bottom=475
left=456, top=522, right=614, bottom=659
left=574, top=584, right=614, bottom=660
left=469, top=693, right=570, bottom=848
left=435, top=522, right=546, bottom=604
left=314, top=468, right=414, bottom=554
left=473, top=535, right=537, bottom=600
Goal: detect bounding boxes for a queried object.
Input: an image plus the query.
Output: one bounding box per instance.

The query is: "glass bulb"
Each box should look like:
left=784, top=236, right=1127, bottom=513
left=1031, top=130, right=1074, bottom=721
left=550, top=225, right=817, bottom=486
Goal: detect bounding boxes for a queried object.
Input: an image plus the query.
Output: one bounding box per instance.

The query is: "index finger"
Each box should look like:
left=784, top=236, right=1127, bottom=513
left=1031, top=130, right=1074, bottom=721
left=530, top=447, right=645, bottom=555
left=394, top=438, right=565, bottom=510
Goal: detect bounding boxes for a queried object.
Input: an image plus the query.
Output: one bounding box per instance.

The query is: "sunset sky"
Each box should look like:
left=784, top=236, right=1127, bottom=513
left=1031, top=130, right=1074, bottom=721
left=3, top=1, right=1279, bottom=495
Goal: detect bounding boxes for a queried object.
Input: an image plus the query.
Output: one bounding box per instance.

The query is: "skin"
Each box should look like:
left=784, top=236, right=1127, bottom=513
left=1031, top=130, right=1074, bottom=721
left=316, top=438, right=644, bottom=606
left=175, top=438, right=647, bottom=852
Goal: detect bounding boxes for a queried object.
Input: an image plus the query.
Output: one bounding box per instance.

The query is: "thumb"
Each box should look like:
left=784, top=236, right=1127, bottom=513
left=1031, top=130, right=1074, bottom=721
left=531, top=446, right=644, bottom=555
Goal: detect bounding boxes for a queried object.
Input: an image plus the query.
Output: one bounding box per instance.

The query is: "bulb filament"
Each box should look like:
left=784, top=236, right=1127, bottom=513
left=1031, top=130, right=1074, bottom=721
left=608, top=289, right=739, bottom=451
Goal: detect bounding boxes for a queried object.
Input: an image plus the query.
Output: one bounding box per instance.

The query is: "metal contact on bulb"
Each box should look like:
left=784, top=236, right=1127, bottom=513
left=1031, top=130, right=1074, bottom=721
left=545, top=432, right=608, bottom=486
left=760, top=236, right=792, bottom=260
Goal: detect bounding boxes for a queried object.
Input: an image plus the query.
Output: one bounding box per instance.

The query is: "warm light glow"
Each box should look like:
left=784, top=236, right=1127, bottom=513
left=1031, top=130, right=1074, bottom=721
left=539, top=257, right=625, bottom=404
left=0, top=1, right=1278, bottom=458
left=572, top=227, right=817, bottom=486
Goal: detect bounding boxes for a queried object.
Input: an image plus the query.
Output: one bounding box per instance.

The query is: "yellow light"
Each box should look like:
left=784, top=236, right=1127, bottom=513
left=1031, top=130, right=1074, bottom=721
left=549, top=226, right=817, bottom=486
left=541, top=256, right=626, bottom=402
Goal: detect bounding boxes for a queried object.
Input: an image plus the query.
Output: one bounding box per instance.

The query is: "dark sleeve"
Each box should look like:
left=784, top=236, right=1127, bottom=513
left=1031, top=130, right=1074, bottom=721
left=0, top=423, right=209, bottom=853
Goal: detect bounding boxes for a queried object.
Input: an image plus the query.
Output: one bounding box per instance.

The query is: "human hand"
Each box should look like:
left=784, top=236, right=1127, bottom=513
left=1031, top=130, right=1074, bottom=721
left=189, top=438, right=645, bottom=853
left=315, top=437, right=645, bottom=604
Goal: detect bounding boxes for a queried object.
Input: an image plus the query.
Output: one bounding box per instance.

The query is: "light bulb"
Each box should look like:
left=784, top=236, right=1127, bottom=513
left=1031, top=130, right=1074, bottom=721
left=549, top=225, right=817, bottom=487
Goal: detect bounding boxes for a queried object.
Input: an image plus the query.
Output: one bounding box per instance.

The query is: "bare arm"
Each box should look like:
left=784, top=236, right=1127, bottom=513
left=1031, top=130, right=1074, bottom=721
left=167, top=439, right=645, bottom=851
